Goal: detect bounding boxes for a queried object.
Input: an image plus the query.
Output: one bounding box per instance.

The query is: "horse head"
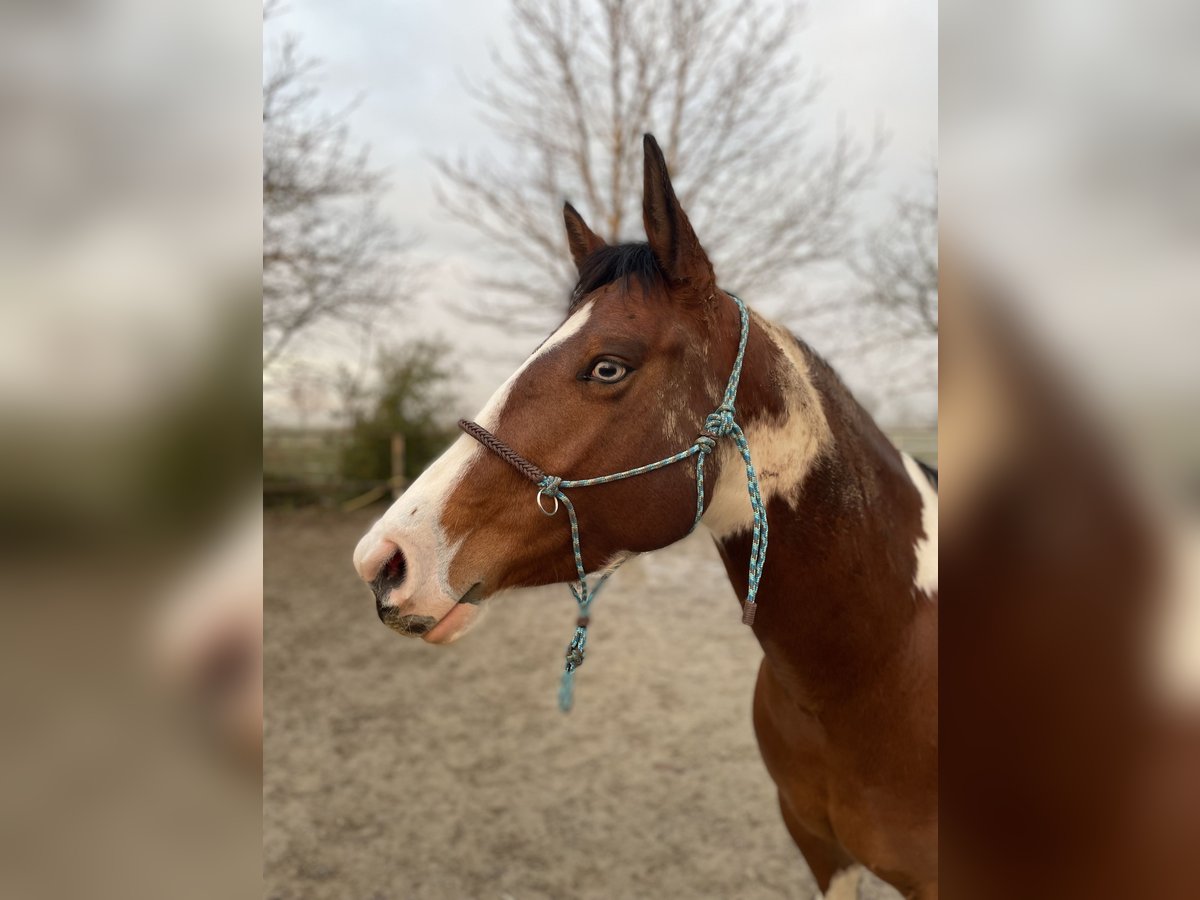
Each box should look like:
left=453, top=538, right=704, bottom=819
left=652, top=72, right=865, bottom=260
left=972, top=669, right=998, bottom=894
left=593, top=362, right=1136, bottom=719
left=353, top=135, right=745, bottom=642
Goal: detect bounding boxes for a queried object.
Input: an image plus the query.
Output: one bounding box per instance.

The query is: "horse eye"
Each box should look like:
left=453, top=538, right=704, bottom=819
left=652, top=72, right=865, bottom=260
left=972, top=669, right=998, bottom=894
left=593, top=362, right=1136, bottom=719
left=588, top=359, right=629, bottom=383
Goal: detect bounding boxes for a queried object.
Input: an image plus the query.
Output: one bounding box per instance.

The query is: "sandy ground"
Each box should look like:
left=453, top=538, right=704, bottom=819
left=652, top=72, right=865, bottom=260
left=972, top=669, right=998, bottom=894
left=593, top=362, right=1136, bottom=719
left=265, top=507, right=900, bottom=900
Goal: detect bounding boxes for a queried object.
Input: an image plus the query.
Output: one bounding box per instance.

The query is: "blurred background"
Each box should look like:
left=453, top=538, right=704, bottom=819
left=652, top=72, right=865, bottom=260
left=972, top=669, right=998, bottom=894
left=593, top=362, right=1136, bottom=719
left=941, top=3, right=1200, bottom=895
left=0, top=0, right=1194, bottom=896
left=0, top=1, right=261, bottom=899
left=262, top=2, right=933, bottom=898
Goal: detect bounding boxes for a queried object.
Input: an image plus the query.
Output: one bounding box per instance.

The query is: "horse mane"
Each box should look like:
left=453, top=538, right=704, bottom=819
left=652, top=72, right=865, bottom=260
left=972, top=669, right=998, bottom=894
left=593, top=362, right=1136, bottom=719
left=570, top=242, right=665, bottom=311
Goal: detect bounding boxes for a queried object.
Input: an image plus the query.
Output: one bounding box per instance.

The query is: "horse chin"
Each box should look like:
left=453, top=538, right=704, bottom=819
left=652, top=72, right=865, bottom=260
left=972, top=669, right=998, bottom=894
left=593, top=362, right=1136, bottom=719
left=422, top=601, right=484, bottom=644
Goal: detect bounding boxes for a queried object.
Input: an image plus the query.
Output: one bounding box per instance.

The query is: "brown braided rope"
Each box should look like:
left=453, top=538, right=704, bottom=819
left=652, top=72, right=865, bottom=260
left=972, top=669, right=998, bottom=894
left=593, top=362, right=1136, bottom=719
left=458, top=419, right=547, bottom=485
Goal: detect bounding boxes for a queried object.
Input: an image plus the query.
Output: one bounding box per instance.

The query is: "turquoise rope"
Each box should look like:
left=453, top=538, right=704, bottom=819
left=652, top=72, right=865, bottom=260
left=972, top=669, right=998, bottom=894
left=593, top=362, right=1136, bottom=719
left=539, top=293, right=769, bottom=711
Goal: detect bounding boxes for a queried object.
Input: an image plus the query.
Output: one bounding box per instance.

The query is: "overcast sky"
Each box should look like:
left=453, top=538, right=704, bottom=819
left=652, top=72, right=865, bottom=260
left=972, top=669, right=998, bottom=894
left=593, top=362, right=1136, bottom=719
left=270, top=0, right=937, bottom=423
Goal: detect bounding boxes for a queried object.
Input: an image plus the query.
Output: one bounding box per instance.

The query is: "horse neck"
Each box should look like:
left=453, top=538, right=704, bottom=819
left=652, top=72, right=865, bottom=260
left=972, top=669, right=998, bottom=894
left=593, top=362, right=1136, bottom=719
left=704, top=310, right=934, bottom=711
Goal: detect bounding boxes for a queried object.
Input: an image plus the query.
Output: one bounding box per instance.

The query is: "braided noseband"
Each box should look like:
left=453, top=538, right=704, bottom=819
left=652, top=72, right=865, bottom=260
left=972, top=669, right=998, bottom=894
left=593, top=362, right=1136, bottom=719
left=458, top=292, right=769, bottom=710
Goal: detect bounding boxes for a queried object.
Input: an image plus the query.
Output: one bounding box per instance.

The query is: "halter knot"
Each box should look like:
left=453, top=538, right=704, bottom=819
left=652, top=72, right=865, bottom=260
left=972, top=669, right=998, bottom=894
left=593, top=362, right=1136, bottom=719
left=538, top=475, right=562, bottom=495
left=694, top=434, right=717, bottom=454
left=704, top=405, right=736, bottom=438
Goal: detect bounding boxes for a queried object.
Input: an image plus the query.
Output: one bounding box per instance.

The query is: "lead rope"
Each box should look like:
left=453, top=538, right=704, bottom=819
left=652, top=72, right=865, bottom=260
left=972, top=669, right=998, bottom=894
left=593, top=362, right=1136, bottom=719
left=461, top=293, right=768, bottom=711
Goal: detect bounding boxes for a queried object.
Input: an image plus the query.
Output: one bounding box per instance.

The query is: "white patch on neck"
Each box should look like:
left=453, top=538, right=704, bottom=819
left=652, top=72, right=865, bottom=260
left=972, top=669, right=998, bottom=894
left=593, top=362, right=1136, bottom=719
left=701, top=314, right=832, bottom=539
left=901, top=453, right=939, bottom=597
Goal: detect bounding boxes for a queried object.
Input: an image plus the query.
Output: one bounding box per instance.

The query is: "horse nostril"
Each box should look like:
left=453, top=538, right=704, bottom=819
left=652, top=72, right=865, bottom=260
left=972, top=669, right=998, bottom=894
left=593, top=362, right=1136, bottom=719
left=371, top=547, right=408, bottom=602
left=383, top=549, right=407, bottom=583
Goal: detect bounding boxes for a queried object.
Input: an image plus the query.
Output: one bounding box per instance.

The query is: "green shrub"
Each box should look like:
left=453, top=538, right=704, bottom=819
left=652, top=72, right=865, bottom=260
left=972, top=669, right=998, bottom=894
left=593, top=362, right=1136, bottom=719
left=340, top=338, right=459, bottom=485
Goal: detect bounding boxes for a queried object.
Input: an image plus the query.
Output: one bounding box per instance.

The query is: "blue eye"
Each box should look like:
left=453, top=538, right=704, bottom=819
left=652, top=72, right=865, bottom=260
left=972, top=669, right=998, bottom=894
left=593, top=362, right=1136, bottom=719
left=589, top=359, right=629, bottom=383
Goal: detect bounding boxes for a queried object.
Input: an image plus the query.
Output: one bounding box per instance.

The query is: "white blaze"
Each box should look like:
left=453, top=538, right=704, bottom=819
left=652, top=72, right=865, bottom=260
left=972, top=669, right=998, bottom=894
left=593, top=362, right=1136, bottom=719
left=474, top=302, right=594, bottom=429
left=354, top=303, right=595, bottom=597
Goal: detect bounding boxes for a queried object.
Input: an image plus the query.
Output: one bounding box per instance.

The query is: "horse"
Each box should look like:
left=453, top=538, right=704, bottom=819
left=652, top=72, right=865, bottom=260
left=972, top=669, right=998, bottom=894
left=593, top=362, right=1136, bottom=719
left=353, top=134, right=938, bottom=898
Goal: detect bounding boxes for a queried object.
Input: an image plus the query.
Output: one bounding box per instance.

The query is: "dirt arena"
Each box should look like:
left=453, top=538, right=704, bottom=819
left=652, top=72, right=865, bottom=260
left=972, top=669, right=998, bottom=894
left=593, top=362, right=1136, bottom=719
left=264, top=507, right=899, bottom=899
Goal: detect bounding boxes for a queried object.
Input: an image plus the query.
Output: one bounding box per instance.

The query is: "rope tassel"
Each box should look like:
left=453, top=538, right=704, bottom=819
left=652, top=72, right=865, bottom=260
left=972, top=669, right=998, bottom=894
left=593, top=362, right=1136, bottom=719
left=558, top=623, right=589, bottom=711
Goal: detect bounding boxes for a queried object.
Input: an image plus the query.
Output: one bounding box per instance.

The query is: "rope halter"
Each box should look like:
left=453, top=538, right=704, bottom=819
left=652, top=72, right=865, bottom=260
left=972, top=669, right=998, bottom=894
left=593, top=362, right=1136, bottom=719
left=458, top=292, right=769, bottom=711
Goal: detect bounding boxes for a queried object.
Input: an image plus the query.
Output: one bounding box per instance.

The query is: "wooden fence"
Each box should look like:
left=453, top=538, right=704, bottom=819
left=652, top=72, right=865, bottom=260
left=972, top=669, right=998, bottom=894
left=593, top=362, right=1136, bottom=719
left=264, top=428, right=409, bottom=509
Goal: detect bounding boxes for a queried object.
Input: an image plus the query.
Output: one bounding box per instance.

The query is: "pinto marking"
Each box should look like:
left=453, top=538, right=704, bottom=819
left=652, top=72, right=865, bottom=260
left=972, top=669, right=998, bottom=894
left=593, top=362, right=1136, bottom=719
left=824, top=864, right=867, bottom=900
left=902, top=453, right=939, bottom=597
left=702, top=314, right=832, bottom=539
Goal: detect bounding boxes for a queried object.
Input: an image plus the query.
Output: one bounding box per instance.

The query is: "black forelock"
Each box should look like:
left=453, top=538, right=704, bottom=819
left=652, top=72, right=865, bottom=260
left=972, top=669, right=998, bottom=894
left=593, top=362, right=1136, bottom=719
left=570, top=242, right=665, bottom=311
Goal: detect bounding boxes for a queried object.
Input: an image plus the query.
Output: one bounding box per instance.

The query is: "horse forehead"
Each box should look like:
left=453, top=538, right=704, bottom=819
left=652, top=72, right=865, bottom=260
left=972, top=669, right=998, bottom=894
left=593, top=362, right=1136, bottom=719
left=500, top=289, right=669, bottom=385
left=475, top=301, right=596, bottom=431
left=424, top=306, right=599, bottom=543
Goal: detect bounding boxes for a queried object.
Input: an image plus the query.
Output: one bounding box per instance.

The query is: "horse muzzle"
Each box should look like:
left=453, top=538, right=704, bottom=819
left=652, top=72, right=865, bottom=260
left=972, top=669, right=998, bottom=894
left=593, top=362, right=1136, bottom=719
left=354, top=531, right=484, bottom=644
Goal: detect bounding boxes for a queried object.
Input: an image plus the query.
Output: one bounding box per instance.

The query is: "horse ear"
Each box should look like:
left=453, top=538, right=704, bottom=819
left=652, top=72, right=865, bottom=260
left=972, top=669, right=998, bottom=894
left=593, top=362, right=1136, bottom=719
left=642, top=133, right=714, bottom=290
left=563, top=202, right=606, bottom=272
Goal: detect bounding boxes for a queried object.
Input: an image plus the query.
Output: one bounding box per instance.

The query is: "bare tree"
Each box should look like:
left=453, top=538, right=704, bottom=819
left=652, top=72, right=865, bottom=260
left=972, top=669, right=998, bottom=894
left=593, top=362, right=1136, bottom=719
left=823, top=169, right=937, bottom=410
left=857, top=168, right=938, bottom=340
left=263, top=4, right=416, bottom=371
left=436, top=0, right=882, bottom=330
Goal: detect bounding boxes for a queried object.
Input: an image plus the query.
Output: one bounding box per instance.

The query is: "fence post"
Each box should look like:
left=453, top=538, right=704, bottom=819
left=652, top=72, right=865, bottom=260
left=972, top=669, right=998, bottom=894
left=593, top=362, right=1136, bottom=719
left=390, top=434, right=407, bottom=499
